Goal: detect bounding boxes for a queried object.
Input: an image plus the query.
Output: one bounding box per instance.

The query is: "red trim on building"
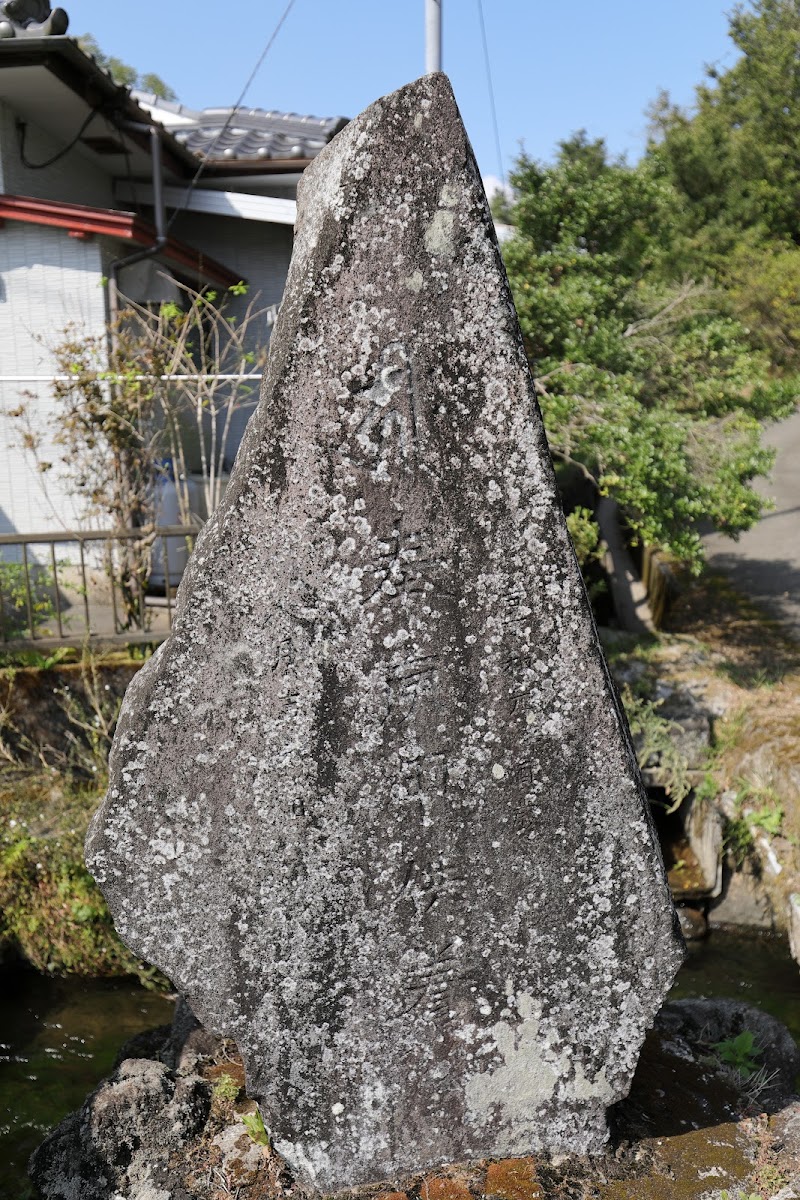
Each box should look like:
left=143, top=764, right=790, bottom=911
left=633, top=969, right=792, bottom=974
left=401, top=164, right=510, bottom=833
left=0, top=194, right=243, bottom=288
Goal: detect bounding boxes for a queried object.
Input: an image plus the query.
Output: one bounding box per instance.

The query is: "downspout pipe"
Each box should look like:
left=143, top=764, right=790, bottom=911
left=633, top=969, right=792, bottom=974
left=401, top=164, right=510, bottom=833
left=108, top=123, right=167, bottom=321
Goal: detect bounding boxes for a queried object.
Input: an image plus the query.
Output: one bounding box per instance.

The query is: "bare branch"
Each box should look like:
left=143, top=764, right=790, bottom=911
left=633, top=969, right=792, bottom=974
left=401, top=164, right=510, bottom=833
left=623, top=279, right=707, bottom=339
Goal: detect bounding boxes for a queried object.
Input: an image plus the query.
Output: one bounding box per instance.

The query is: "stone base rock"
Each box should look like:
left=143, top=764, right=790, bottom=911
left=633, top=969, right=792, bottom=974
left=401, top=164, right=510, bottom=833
left=30, top=1056, right=212, bottom=1200
left=31, top=998, right=800, bottom=1200
left=710, top=862, right=777, bottom=929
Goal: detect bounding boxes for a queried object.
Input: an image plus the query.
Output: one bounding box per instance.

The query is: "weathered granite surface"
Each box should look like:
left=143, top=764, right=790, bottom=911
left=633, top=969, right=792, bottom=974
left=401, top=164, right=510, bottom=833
left=86, top=73, right=683, bottom=1191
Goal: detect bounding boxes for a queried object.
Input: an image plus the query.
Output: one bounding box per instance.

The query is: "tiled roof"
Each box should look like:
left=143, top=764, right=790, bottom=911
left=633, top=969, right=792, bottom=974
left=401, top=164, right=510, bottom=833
left=132, top=93, right=348, bottom=163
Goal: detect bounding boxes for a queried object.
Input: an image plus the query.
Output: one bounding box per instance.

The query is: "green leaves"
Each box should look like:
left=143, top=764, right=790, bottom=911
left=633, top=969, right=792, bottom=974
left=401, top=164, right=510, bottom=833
left=712, top=1031, right=761, bottom=1079
left=652, top=0, right=800, bottom=373
left=76, top=35, right=176, bottom=100
left=501, top=74, right=796, bottom=576
left=242, top=1108, right=270, bottom=1146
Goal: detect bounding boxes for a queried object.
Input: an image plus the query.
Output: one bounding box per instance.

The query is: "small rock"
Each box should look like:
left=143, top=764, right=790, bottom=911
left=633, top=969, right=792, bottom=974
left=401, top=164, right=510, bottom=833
left=29, top=1057, right=211, bottom=1200
left=709, top=864, right=776, bottom=930
left=677, top=906, right=707, bottom=940
left=789, top=893, right=800, bottom=967
left=212, top=1122, right=265, bottom=1176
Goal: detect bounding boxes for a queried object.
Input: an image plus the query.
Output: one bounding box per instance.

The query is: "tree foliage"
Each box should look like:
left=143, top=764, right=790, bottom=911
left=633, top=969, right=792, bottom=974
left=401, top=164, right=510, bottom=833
left=500, top=5, right=800, bottom=573
left=77, top=34, right=177, bottom=101
left=649, top=0, right=800, bottom=369
left=650, top=1, right=800, bottom=249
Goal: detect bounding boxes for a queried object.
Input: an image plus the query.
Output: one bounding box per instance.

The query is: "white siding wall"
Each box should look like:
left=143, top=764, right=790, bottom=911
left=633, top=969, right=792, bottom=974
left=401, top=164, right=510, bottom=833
left=166, top=209, right=292, bottom=463
left=0, top=221, right=108, bottom=535
left=0, top=100, right=115, bottom=208
left=168, top=207, right=293, bottom=334
left=0, top=98, right=297, bottom=526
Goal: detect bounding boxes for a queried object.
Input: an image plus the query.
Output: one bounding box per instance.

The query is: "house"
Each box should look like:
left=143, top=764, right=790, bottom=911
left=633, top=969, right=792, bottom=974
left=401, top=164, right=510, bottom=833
left=0, top=14, right=347, bottom=539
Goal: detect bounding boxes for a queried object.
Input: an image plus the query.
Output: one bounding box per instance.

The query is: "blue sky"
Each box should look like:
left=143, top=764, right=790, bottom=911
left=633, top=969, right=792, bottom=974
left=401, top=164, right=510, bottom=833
left=71, top=1, right=738, bottom=183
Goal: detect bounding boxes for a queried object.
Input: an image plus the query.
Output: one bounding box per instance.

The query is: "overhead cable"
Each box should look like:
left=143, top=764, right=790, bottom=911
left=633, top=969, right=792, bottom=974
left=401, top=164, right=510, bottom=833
left=166, top=0, right=299, bottom=234
left=16, top=109, right=98, bottom=170
left=477, top=0, right=505, bottom=185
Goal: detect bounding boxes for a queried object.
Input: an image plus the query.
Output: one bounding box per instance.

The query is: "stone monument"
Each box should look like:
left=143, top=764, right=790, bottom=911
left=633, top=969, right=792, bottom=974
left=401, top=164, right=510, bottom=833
left=86, top=73, right=684, bottom=1193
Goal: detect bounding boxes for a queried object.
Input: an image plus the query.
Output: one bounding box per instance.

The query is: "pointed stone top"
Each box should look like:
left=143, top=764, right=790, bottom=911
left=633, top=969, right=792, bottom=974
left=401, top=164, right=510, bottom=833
left=87, top=74, right=682, bottom=1192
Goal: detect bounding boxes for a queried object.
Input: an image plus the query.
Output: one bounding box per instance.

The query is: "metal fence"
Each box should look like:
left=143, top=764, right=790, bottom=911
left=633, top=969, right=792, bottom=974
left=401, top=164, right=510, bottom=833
left=0, top=525, right=199, bottom=651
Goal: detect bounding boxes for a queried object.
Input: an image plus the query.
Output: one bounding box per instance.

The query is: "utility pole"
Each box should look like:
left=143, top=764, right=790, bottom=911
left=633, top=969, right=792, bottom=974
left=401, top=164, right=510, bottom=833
left=425, top=0, right=442, bottom=73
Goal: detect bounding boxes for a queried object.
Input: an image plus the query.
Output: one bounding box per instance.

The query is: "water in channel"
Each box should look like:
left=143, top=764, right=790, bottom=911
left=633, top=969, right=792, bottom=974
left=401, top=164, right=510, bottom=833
left=0, top=968, right=174, bottom=1198
left=1, top=928, right=798, bottom=1196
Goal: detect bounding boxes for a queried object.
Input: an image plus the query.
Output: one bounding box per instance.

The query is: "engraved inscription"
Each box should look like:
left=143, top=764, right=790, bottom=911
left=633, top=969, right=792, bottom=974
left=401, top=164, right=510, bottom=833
left=347, top=343, right=418, bottom=474
left=363, top=527, right=432, bottom=606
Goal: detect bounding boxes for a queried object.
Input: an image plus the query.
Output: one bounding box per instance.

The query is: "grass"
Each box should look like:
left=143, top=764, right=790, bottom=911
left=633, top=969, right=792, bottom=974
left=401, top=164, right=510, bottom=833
left=723, top=815, right=756, bottom=868
left=0, top=766, right=165, bottom=986
left=0, top=647, right=168, bottom=985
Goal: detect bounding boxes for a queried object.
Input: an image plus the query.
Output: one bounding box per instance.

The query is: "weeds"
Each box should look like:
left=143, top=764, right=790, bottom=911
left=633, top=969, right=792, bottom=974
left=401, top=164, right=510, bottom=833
left=733, top=781, right=784, bottom=838
left=54, top=647, right=123, bottom=778
left=0, top=560, right=61, bottom=640
left=707, top=1032, right=780, bottom=1110
left=0, top=774, right=162, bottom=984
left=0, top=686, right=19, bottom=765
left=749, top=805, right=784, bottom=837
left=598, top=628, right=662, bottom=666
left=212, top=1074, right=241, bottom=1105
left=0, top=644, right=127, bottom=776
left=739, top=1063, right=781, bottom=1107
left=716, top=660, right=786, bottom=689
left=621, top=684, right=691, bottom=811
left=694, top=771, right=719, bottom=805
left=721, top=782, right=785, bottom=863
left=242, top=1108, right=270, bottom=1147
left=0, top=649, right=163, bottom=984
left=724, top=816, right=756, bottom=867
left=713, top=708, right=748, bottom=756
left=210, top=1070, right=242, bottom=1126
left=712, top=1031, right=760, bottom=1078
left=0, top=645, right=75, bottom=671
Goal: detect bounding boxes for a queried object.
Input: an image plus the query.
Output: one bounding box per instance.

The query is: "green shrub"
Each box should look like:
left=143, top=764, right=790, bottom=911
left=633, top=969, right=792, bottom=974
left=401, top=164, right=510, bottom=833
left=0, top=560, right=61, bottom=639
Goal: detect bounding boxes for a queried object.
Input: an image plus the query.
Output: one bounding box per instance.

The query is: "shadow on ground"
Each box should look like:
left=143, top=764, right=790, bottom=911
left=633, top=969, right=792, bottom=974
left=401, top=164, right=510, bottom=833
left=665, top=568, right=800, bottom=689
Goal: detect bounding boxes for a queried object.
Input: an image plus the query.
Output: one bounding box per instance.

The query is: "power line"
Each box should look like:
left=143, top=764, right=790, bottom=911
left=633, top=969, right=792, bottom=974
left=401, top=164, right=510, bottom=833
left=166, top=0, right=299, bottom=234
left=476, top=0, right=505, bottom=185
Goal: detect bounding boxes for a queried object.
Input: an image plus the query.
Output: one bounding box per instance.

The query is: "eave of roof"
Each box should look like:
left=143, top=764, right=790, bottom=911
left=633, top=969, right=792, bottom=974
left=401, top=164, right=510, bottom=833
left=0, top=193, right=243, bottom=287
left=202, top=157, right=314, bottom=176
left=0, top=37, right=200, bottom=177
left=0, top=39, right=348, bottom=183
